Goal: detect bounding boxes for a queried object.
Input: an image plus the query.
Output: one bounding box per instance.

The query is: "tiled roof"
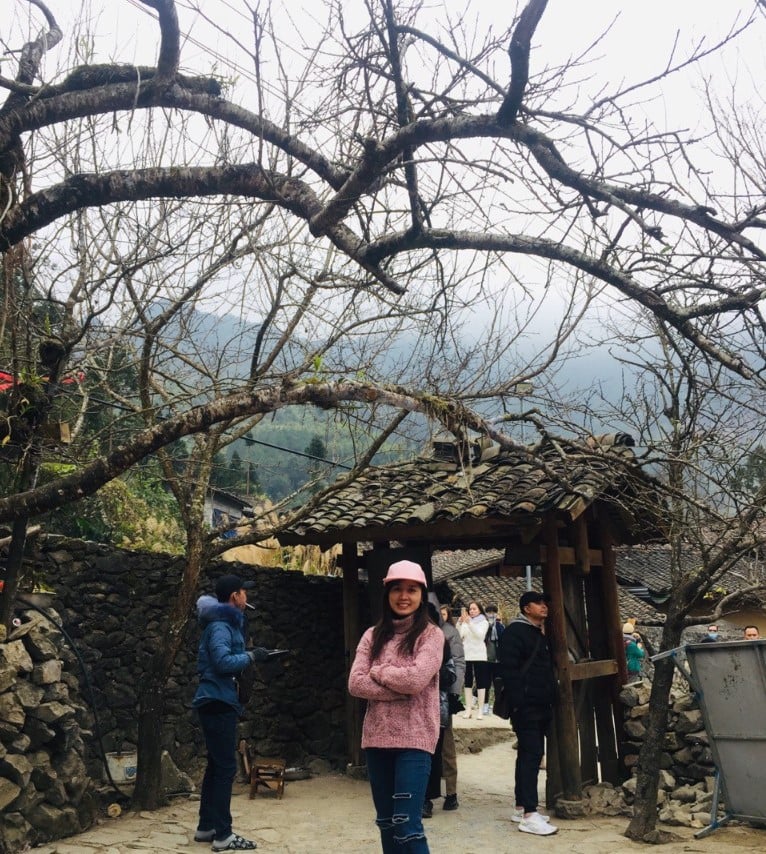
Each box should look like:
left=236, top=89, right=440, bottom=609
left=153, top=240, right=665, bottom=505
left=615, top=545, right=766, bottom=602
left=431, top=549, right=665, bottom=626
left=431, top=548, right=503, bottom=580
left=431, top=571, right=664, bottom=627
left=279, top=437, right=660, bottom=546
left=431, top=544, right=766, bottom=626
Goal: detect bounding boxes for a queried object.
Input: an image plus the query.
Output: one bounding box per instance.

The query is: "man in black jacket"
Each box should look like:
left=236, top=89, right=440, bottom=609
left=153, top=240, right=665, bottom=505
left=497, top=591, right=558, bottom=836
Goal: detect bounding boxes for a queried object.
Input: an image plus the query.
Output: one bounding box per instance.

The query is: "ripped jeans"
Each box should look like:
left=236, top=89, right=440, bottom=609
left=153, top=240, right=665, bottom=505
left=365, top=747, right=431, bottom=853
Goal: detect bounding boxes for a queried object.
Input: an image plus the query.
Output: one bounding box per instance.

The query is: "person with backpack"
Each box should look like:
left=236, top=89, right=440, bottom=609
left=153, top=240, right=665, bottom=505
left=439, top=603, right=465, bottom=810
left=422, top=597, right=457, bottom=818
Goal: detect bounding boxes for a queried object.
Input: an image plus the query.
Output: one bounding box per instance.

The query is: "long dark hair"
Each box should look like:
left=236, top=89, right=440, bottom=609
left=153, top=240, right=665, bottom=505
left=370, top=583, right=431, bottom=661
left=468, top=600, right=487, bottom=618
left=440, top=604, right=455, bottom=626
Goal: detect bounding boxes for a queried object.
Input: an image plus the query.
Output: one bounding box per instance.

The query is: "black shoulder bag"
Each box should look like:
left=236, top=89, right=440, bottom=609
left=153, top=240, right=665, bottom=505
left=492, top=632, right=542, bottom=720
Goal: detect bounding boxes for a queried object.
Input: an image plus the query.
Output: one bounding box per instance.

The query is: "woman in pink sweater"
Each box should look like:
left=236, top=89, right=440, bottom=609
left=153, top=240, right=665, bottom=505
left=348, top=560, right=444, bottom=853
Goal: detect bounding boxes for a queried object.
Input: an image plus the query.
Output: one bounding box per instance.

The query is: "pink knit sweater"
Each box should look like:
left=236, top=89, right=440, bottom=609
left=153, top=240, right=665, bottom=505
left=348, top=616, right=443, bottom=754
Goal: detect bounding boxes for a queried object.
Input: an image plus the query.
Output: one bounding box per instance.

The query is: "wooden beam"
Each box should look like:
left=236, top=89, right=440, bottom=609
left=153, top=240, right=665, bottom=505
left=367, top=542, right=391, bottom=625
left=598, top=523, right=628, bottom=685
left=561, top=562, right=597, bottom=789
left=542, top=516, right=582, bottom=801
left=577, top=680, right=598, bottom=787
left=573, top=515, right=591, bottom=575
left=570, top=659, right=618, bottom=681
left=420, top=547, right=434, bottom=589
left=503, top=544, right=604, bottom=568
left=599, top=518, right=630, bottom=780
left=545, top=715, right=562, bottom=811
left=584, top=565, right=621, bottom=784
left=502, top=545, right=541, bottom=565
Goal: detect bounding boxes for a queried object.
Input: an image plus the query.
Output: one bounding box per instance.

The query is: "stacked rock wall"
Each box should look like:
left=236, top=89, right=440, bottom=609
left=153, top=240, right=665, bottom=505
left=0, top=607, right=99, bottom=852
left=1, top=535, right=362, bottom=851
left=620, top=678, right=717, bottom=829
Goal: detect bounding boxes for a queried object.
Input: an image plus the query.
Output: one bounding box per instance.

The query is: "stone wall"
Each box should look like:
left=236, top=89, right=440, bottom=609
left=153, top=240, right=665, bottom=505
left=565, top=677, right=719, bottom=826
left=1, top=536, right=362, bottom=852
left=619, top=678, right=718, bottom=829
left=0, top=605, right=99, bottom=853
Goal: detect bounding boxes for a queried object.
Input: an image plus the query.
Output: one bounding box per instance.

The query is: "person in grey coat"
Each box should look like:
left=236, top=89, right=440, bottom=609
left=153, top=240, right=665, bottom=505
left=439, top=602, right=465, bottom=810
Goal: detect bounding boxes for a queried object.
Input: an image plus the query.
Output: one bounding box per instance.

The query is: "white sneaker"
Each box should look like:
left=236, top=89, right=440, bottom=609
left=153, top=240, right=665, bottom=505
left=511, top=807, right=549, bottom=823
left=518, top=812, right=557, bottom=835
left=482, top=704, right=490, bottom=715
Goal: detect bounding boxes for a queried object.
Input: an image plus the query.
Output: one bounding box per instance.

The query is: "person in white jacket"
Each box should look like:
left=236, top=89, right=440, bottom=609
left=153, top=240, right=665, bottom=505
left=457, top=601, right=490, bottom=719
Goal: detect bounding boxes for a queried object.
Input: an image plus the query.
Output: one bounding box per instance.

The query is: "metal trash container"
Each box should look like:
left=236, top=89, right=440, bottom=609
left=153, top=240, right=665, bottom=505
left=685, top=639, right=766, bottom=830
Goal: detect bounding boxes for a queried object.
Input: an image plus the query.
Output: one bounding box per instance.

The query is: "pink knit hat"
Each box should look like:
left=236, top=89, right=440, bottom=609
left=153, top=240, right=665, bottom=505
left=383, top=560, right=427, bottom=586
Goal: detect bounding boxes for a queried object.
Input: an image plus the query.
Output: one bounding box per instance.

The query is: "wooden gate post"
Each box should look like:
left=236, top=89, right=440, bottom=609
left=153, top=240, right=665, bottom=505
left=542, top=516, right=583, bottom=801
left=598, top=520, right=629, bottom=770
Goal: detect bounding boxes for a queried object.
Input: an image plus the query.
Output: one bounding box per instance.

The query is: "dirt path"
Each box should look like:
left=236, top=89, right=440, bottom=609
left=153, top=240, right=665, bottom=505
left=34, top=718, right=764, bottom=853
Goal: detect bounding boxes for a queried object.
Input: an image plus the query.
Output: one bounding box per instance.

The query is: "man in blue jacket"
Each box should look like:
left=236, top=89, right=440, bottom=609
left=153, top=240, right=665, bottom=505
left=192, top=574, right=259, bottom=851
left=497, top=591, right=558, bottom=837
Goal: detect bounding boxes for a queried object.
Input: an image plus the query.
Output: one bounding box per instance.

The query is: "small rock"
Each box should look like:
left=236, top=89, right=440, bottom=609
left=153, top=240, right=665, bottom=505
left=555, top=798, right=588, bottom=819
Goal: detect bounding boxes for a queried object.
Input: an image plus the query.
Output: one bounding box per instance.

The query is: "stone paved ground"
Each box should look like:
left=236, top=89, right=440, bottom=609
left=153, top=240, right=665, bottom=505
left=32, top=716, right=765, bottom=854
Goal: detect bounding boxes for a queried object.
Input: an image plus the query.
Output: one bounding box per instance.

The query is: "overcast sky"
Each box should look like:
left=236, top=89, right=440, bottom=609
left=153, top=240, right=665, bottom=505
left=34, top=1, right=765, bottom=103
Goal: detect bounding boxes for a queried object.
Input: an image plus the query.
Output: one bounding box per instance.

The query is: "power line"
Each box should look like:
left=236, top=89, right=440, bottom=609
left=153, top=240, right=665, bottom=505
left=238, top=434, right=352, bottom=470
left=70, top=392, right=354, bottom=470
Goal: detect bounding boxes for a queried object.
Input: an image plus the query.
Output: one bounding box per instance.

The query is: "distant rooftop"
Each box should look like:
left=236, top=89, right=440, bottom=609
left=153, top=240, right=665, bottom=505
left=431, top=549, right=665, bottom=626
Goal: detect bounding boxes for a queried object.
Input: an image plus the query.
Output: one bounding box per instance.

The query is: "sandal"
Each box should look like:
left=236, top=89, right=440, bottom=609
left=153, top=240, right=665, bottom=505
left=211, top=834, right=258, bottom=851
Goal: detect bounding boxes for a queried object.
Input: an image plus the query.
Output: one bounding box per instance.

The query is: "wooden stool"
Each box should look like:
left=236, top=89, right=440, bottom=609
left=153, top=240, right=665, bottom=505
left=249, top=756, right=286, bottom=799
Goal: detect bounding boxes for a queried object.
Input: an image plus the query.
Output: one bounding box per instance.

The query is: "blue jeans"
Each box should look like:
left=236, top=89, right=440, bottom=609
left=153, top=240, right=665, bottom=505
left=365, top=748, right=431, bottom=854
left=197, top=704, right=239, bottom=842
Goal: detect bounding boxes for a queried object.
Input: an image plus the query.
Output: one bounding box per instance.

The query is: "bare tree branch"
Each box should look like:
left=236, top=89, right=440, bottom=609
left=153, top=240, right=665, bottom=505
left=497, top=0, right=548, bottom=125
left=138, top=0, right=181, bottom=83
left=0, top=379, right=520, bottom=523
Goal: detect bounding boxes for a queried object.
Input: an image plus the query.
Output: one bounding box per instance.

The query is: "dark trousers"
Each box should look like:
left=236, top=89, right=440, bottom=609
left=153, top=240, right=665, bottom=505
left=464, top=660, right=491, bottom=690
left=197, top=704, right=239, bottom=842
left=425, top=728, right=445, bottom=800
left=511, top=712, right=548, bottom=813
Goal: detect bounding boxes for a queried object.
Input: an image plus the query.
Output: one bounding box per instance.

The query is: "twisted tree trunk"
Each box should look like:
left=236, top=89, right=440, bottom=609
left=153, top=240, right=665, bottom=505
left=624, top=613, right=685, bottom=841
left=132, top=528, right=207, bottom=809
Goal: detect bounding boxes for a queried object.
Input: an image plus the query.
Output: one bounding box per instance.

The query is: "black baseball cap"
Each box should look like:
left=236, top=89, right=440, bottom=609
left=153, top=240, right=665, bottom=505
left=215, top=574, right=256, bottom=603
left=519, top=591, right=550, bottom=611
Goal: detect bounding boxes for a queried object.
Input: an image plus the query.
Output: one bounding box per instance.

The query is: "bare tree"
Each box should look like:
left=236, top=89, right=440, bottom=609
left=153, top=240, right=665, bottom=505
left=582, top=311, right=766, bottom=838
